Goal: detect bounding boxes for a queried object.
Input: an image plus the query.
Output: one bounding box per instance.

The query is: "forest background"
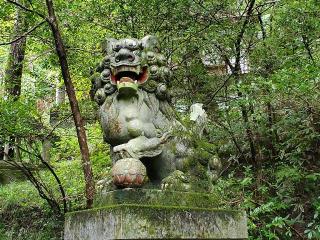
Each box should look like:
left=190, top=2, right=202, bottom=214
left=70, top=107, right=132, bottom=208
left=0, top=0, right=319, bottom=239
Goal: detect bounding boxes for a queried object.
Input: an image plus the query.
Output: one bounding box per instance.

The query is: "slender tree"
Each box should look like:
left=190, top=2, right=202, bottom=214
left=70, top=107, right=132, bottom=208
left=44, top=0, right=95, bottom=208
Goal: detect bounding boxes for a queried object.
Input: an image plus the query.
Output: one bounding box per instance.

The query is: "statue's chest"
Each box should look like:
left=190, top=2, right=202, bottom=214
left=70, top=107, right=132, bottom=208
left=116, top=98, right=151, bottom=122
left=101, top=97, right=157, bottom=144
left=117, top=99, right=140, bottom=121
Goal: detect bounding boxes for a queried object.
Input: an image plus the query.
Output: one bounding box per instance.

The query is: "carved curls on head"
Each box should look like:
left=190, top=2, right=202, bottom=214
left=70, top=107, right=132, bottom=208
left=101, top=35, right=161, bottom=54
left=101, top=38, right=117, bottom=55
left=140, top=35, right=160, bottom=52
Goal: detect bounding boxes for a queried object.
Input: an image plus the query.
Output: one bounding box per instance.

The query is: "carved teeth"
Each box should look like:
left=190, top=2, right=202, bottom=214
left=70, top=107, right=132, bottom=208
left=114, top=65, right=140, bottom=75
left=134, top=80, right=137, bottom=84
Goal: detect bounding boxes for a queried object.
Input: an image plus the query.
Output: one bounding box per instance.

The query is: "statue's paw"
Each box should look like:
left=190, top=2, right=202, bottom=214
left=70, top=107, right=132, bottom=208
left=161, top=170, right=191, bottom=191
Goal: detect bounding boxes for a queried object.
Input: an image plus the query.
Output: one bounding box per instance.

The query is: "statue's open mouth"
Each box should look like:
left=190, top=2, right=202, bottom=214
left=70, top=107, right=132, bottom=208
left=110, top=65, right=148, bottom=85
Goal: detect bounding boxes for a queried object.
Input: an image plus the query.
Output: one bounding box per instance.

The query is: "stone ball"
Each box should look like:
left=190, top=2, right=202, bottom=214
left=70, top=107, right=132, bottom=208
left=112, top=158, right=147, bottom=188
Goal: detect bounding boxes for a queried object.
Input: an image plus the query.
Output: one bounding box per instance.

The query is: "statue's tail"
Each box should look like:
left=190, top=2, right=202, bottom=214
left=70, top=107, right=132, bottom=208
left=190, top=103, right=208, bottom=137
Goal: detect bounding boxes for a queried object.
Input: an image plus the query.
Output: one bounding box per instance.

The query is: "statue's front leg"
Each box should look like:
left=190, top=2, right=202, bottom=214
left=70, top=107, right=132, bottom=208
left=113, top=134, right=170, bottom=159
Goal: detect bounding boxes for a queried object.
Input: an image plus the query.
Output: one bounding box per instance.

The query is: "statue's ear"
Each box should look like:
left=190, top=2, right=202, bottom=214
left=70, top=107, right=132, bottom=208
left=101, top=38, right=117, bottom=55
left=140, top=35, right=160, bottom=52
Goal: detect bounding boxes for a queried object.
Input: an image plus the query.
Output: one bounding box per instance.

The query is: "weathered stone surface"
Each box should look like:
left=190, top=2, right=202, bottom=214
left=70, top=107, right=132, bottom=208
left=64, top=204, right=248, bottom=240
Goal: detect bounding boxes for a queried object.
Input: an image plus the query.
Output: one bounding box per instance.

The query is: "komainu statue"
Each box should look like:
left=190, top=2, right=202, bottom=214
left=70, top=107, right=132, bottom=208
left=90, top=35, right=221, bottom=191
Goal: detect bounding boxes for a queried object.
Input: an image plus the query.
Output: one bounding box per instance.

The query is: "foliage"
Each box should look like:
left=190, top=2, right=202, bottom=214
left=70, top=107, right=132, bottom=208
left=212, top=164, right=320, bottom=240
left=48, top=123, right=111, bottom=209
left=0, top=122, right=111, bottom=238
left=0, top=182, right=63, bottom=239
left=0, top=181, right=45, bottom=210
left=0, top=203, right=63, bottom=240
left=0, top=98, right=43, bottom=138
left=0, top=0, right=320, bottom=238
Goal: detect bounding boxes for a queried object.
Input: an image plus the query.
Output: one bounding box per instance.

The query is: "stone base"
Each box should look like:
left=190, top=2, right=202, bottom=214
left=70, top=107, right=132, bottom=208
left=65, top=206, right=247, bottom=239
left=65, top=189, right=248, bottom=239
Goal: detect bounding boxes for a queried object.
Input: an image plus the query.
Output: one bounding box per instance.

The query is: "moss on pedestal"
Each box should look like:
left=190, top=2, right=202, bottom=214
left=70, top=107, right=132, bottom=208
left=94, top=188, right=227, bottom=209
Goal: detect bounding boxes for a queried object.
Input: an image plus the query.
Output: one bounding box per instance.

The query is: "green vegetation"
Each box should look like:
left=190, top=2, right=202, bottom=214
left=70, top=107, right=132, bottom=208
left=0, top=204, right=62, bottom=240
left=0, top=122, right=110, bottom=239
left=1, top=0, right=320, bottom=239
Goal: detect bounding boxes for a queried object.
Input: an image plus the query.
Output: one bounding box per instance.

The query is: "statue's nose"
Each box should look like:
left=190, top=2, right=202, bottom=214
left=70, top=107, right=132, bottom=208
left=115, top=48, right=135, bottom=63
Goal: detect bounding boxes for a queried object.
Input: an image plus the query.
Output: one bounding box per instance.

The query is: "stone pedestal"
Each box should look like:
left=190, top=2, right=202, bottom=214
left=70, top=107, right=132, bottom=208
left=64, top=189, right=248, bottom=239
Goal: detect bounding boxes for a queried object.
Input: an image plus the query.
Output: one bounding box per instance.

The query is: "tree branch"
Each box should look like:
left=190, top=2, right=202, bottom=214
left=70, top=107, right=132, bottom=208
left=205, top=74, right=233, bottom=105
left=46, top=113, right=72, bottom=139
left=2, top=149, right=61, bottom=214
left=17, top=143, right=67, bottom=213
left=6, top=0, right=47, bottom=20
left=234, top=0, right=256, bottom=75
left=0, top=20, right=46, bottom=46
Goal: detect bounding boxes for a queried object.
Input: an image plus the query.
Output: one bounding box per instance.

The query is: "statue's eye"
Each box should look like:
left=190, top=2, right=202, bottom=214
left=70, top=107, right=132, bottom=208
left=113, top=43, right=122, bottom=51
left=127, top=40, right=138, bottom=50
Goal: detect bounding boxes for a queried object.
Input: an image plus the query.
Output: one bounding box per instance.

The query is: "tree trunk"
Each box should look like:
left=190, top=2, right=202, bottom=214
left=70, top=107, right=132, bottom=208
left=233, top=0, right=257, bottom=165
left=2, top=0, right=27, bottom=161
left=4, top=1, right=27, bottom=98
left=45, top=0, right=95, bottom=208
left=3, top=138, right=10, bottom=161
left=41, top=139, right=51, bottom=162
left=258, top=12, right=278, bottom=160
left=55, top=77, right=66, bottom=105
left=14, top=138, right=21, bottom=161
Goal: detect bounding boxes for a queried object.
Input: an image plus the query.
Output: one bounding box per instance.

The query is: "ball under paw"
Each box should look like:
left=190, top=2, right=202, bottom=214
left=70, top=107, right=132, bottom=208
left=112, top=158, right=147, bottom=188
